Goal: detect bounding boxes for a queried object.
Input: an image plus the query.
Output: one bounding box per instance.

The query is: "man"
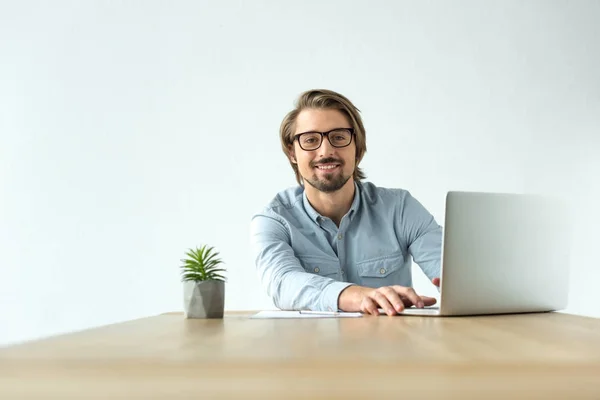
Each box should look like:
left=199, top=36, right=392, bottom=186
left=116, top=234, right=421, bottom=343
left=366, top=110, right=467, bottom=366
left=250, top=89, right=442, bottom=316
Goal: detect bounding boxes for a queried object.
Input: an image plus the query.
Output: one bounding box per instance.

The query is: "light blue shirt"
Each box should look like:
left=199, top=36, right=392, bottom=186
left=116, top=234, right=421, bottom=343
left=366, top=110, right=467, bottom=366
left=250, top=181, right=442, bottom=311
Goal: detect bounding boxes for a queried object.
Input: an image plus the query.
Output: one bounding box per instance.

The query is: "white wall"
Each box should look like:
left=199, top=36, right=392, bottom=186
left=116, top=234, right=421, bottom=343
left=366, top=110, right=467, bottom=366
left=1, top=0, right=598, bottom=346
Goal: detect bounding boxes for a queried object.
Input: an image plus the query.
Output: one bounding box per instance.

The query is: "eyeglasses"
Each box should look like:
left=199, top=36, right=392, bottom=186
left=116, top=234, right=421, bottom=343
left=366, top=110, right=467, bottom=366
left=293, top=128, right=354, bottom=151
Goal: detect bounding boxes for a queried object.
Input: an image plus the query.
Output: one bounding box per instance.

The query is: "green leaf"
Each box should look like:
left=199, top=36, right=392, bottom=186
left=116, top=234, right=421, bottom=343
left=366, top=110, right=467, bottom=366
left=204, top=268, right=226, bottom=275
left=179, top=244, right=226, bottom=282
left=181, top=272, right=204, bottom=282
left=185, top=250, right=199, bottom=261
left=203, top=252, right=221, bottom=265
left=206, top=274, right=226, bottom=281
left=205, top=259, right=223, bottom=268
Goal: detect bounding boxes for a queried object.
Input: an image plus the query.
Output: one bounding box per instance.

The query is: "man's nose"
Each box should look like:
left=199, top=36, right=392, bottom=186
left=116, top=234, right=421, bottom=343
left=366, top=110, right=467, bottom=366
left=317, top=135, right=336, bottom=157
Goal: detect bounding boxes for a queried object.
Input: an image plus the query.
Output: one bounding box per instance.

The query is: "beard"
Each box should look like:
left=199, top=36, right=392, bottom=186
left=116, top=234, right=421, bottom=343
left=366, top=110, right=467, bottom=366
left=303, top=158, right=352, bottom=193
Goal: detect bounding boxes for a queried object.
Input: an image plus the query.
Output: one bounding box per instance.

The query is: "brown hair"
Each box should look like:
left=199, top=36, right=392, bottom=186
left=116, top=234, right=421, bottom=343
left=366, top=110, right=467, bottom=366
left=280, top=89, right=367, bottom=186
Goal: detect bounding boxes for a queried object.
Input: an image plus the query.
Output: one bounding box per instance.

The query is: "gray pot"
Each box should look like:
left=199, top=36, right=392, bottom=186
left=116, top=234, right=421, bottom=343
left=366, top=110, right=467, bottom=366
left=183, top=280, right=225, bottom=319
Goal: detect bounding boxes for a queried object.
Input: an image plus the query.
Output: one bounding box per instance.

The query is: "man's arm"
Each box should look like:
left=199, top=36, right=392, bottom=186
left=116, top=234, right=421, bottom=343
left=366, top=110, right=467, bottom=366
left=250, top=213, right=353, bottom=311
left=400, top=191, right=443, bottom=282
left=337, top=192, right=442, bottom=316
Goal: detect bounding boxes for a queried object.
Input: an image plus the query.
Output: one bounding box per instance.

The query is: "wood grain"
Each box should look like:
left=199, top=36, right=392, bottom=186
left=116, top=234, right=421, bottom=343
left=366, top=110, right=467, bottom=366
left=1, top=311, right=599, bottom=399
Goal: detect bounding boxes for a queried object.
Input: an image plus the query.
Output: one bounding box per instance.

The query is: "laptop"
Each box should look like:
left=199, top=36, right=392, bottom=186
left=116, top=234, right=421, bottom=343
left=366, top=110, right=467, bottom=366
left=397, top=190, right=572, bottom=317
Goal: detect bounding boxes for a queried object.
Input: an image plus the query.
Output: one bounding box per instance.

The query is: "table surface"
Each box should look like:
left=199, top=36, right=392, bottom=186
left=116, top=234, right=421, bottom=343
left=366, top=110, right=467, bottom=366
left=1, top=311, right=600, bottom=399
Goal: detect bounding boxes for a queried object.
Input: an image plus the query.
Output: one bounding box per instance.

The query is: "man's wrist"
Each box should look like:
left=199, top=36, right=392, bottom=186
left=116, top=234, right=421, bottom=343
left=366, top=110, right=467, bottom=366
left=338, top=285, right=369, bottom=312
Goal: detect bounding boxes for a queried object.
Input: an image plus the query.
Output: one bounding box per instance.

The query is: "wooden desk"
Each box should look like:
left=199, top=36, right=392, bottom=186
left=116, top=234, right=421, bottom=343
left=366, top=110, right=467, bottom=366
left=1, top=311, right=599, bottom=399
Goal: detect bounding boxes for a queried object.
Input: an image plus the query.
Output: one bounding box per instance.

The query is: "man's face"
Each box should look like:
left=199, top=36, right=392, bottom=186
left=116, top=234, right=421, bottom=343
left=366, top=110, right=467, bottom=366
left=290, top=108, right=356, bottom=193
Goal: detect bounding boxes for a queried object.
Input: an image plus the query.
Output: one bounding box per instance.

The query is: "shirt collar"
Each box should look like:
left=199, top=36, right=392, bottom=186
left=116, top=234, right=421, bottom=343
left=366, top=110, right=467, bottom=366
left=349, top=181, right=361, bottom=217
left=302, top=181, right=361, bottom=225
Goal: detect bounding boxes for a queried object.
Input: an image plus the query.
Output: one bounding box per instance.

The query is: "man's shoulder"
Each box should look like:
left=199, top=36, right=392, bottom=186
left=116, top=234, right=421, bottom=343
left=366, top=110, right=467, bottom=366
left=359, top=181, right=411, bottom=205
left=254, top=185, right=304, bottom=216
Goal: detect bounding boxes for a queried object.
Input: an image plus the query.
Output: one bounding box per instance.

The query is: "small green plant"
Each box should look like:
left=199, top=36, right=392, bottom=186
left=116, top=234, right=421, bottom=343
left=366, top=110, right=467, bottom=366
left=180, top=245, right=226, bottom=282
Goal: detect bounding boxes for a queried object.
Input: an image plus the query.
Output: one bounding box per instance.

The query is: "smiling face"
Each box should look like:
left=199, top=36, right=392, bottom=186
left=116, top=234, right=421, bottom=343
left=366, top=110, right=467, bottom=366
left=289, top=108, right=357, bottom=193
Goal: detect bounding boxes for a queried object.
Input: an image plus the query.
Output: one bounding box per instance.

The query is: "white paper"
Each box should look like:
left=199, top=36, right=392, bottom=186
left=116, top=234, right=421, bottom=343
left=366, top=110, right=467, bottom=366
left=250, top=310, right=363, bottom=319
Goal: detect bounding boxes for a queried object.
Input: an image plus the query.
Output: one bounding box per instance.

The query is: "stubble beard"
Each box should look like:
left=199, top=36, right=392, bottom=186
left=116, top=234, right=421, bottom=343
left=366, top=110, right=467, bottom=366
left=305, top=168, right=352, bottom=193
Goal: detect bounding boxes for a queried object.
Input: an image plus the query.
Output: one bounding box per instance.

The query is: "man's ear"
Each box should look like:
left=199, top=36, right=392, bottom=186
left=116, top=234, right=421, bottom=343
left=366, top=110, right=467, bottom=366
left=355, top=149, right=364, bottom=164
left=288, top=145, right=297, bottom=164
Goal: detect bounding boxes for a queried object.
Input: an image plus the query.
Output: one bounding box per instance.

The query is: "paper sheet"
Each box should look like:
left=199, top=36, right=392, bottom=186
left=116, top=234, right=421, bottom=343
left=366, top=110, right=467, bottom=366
left=250, top=310, right=363, bottom=319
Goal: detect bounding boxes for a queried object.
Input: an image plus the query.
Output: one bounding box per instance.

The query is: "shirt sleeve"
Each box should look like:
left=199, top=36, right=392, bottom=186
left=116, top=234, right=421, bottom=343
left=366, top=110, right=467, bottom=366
left=400, top=191, right=443, bottom=282
left=250, top=212, right=353, bottom=311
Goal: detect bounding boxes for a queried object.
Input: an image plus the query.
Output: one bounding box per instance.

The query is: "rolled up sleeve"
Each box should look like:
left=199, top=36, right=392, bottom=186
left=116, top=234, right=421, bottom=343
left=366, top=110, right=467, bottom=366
left=250, top=213, right=353, bottom=311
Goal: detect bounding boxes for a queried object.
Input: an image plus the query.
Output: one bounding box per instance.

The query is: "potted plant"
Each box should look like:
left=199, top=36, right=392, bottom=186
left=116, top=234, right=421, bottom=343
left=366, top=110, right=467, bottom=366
left=180, top=245, right=226, bottom=319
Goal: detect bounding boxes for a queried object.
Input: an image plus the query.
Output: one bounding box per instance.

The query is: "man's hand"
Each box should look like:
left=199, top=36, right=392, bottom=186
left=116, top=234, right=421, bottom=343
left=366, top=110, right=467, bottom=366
left=338, top=285, right=437, bottom=316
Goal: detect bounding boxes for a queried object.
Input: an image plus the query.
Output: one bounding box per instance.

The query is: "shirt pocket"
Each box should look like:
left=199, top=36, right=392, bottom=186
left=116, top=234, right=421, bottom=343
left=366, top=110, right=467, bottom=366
left=296, top=255, right=341, bottom=280
left=356, top=252, right=405, bottom=288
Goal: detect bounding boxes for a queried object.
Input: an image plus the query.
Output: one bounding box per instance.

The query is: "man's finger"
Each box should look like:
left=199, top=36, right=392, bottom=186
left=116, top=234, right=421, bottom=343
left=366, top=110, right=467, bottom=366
left=393, top=286, right=424, bottom=308
left=372, top=291, right=397, bottom=316
left=379, top=287, right=405, bottom=312
left=432, top=278, right=441, bottom=287
left=400, top=295, right=437, bottom=307
left=420, top=296, right=437, bottom=306
left=361, top=297, right=379, bottom=316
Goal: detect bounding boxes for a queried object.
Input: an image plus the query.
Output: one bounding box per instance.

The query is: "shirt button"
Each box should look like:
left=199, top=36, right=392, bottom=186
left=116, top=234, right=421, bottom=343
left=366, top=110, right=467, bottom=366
left=337, top=234, right=343, bottom=240
left=380, top=268, right=386, bottom=275
left=314, top=267, right=320, bottom=273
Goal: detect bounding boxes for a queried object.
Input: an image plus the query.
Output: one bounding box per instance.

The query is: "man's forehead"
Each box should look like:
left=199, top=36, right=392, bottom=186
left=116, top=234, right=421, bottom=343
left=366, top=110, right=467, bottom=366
left=295, top=108, right=350, bottom=133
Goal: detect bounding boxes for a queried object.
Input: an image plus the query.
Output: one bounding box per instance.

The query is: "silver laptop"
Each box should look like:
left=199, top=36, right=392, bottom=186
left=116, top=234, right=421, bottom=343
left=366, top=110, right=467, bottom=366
left=398, top=191, right=572, bottom=317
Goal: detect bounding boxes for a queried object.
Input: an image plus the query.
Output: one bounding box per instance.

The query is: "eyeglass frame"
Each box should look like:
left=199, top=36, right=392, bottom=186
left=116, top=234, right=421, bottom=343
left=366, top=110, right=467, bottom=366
left=293, top=128, right=355, bottom=151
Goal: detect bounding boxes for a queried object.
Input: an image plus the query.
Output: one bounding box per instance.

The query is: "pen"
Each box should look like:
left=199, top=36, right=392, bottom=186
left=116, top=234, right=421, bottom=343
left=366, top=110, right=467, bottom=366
left=298, top=310, right=340, bottom=315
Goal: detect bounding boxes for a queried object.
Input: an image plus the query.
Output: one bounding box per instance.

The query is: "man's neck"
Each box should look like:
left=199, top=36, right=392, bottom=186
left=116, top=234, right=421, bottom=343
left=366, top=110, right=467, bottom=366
left=305, top=178, right=356, bottom=227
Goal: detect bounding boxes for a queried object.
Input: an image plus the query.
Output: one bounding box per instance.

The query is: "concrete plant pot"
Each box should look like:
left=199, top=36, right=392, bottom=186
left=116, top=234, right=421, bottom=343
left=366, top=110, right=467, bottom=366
left=183, top=280, right=225, bottom=319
